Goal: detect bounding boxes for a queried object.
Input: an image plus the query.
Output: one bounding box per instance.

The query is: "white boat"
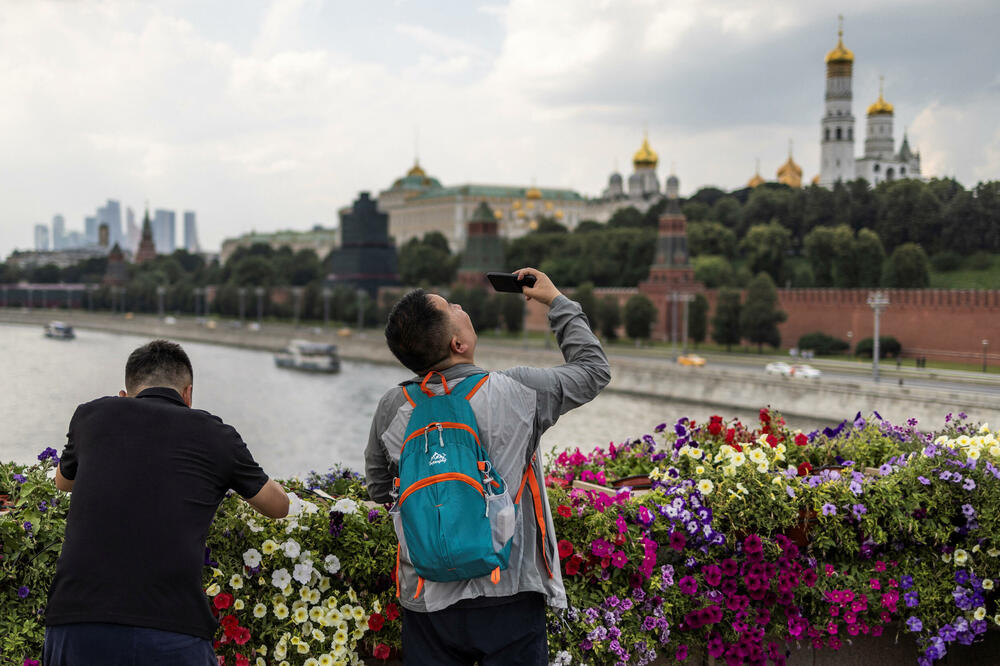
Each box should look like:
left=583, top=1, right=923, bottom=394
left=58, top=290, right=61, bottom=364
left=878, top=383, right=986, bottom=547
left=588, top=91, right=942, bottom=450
left=44, top=321, right=75, bottom=339
left=274, top=340, right=341, bottom=373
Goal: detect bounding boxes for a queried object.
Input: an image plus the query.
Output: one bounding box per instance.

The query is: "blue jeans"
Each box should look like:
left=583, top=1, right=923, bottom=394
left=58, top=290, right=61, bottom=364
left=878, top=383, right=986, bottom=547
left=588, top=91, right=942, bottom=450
left=43, top=623, right=216, bottom=666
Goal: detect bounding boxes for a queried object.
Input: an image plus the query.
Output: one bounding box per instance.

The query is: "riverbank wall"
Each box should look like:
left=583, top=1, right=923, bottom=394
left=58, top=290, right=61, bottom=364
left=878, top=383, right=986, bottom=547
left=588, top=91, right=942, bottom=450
left=4, top=310, right=1000, bottom=427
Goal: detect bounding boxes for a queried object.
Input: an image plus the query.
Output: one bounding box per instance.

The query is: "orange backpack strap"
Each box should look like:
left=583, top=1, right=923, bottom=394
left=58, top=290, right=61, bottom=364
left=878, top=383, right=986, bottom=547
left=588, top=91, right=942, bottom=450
left=401, top=385, right=416, bottom=407
left=420, top=371, right=449, bottom=397
left=515, top=455, right=554, bottom=579
left=464, top=374, right=489, bottom=401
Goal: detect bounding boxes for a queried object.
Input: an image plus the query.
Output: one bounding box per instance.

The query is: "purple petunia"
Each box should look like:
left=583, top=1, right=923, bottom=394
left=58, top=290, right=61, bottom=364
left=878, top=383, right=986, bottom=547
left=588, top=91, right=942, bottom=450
left=904, top=591, right=919, bottom=607
left=851, top=503, right=867, bottom=518
left=678, top=575, right=698, bottom=596
left=906, top=616, right=923, bottom=632
left=13, top=473, right=26, bottom=484
left=822, top=503, right=837, bottom=516
left=963, top=478, right=976, bottom=491
left=917, top=476, right=930, bottom=485
left=17, top=586, right=29, bottom=599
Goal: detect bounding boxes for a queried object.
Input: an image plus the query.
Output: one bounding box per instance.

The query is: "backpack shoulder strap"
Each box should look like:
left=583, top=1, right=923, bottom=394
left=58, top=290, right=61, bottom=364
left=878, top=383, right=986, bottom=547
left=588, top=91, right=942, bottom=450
left=452, top=372, right=489, bottom=401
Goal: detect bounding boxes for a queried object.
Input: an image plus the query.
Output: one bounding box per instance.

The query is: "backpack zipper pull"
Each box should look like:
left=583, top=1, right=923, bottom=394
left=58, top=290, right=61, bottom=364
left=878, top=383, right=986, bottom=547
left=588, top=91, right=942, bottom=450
left=424, top=428, right=430, bottom=454
left=437, top=423, right=444, bottom=448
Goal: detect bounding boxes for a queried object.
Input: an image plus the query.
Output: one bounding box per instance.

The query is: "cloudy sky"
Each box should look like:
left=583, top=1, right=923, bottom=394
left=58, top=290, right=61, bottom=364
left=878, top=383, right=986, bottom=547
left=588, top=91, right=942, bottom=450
left=2, top=0, right=998, bottom=258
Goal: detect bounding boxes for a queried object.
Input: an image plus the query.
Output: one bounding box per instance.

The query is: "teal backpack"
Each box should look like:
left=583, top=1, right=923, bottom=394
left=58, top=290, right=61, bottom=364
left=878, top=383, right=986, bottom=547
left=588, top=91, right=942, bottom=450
left=390, top=371, right=517, bottom=595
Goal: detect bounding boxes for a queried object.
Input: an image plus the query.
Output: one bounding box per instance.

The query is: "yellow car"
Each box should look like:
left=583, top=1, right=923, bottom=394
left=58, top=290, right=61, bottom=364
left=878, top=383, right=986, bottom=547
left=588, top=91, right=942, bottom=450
left=677, top=354, right=706, bottom=367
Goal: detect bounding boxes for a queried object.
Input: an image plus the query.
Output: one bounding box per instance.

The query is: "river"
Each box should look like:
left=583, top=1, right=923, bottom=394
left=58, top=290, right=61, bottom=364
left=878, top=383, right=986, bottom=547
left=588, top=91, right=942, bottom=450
left=1, top=323, right=805, bottom=478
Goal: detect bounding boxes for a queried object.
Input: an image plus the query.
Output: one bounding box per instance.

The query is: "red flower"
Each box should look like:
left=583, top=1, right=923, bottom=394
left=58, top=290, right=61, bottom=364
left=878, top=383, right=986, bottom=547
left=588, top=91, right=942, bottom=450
left=373, top=643, right=391, bottom=660
left=368, top=613, right=385, bottom=632
left=557, top=539, right=574, bottom=559
left=214, top=593, right=233, bottom=610
left=795, top=433, right=808, bottom=446
left=235, top=654, right=249, bottom=666
left=766, top=434, right=778, bottom=448
left=217, top=657, right=225, bottom=666
left=385, top=603, right=400, bottom=621
left=708, top=421, right=723, bottom=436
left=234, top=627, right=251, bottom=646
left=220, top=615, right=239, bottom=630
left=797, top=462, right=813, bottom=476
left=759, top=408, right=771, bottom=424
left=565, top=555, right=582, bottom=576
left=556, top=505, right=572, bottom=518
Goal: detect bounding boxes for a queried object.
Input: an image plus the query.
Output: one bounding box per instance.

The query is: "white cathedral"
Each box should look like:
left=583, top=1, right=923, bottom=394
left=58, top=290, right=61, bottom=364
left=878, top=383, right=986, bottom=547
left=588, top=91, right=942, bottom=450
left=819, top=22, right=922, bottom=188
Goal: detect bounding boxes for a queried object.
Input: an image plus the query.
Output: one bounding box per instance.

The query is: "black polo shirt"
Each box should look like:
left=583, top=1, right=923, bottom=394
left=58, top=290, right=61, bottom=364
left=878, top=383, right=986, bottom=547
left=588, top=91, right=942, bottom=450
left=45, top=387, right=270, bottom=639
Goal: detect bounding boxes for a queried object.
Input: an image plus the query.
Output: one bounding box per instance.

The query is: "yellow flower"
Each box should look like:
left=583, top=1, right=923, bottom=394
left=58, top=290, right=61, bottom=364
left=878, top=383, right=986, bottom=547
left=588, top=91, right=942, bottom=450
left=749, top=449, right=767, bottom=464
left=312, top=629, right=326, bottom=642
left=333, top=645, right=347, bottom=658
left=283, top=583, right=294, bottom=596
left=300, top=587, right=313, bottom=601
left=309, top=588, right=321, bottom=604
left=205, top=583, right=221, bottom=596
left=279, top=661, right=290, bottom=666
left=294, top=607, right=309, bottom=624
left=212, top=568, right=224, bottom=578
left=994, top=614, right=1000, bottom=626
left=697, top=479, right=714, bottom=495
left=968, top=448, right=981, bottom=460
left=983, top=579, right=994, bottom=590
left=318, top=576, right=331, bottom=593
left=296, top=642, right=309, bottom=654
left=274, top=644, right=287, bottom=659
left=254, top=603, right=267, bottom=618
left=234, top=599, right=245, bottom=611
left=695, top=465, right=705, bottom=475
left=988, top=548, right=1000, bottom=558
left=775, top=443, right=786, bottom=455
left=941, top=552, right=952, bottom=563
left=954, top=549, right=969, bottom=566
left=327, top=609, right=342, bottom=624
left=351, top=606, right=365, bottom=621
left=340, top=604, right=352, bottom=616
left=290, top=636, right=300, bottom=646
left=352, top=627, right=364, bottom=640
left=347, top=589, right=358, bottom=603
left=372, top=600, right=381, bottom=613
left=731, top=452, right=746, bottom=467
left=274, top=603, right=289, bottom=620
left=230, top=574, right=244, bottom=590
left=262, top=539, right=279, bottom=555
left=756, top=462, right=768, bottom=473
left=974, top=607, right=987, bottom=621
left=256, top=658, right=266, bottom=666
left=687, top=447, right=702, bottom=459
left=310, top=606, right=326, bottom=622
left=980, top=423, right=991, bottom=434
left=334, top=630, right=348, bottom=645
left=304, top=659, right=319, bottom=666
left=319, top=655, right=334, bottom=666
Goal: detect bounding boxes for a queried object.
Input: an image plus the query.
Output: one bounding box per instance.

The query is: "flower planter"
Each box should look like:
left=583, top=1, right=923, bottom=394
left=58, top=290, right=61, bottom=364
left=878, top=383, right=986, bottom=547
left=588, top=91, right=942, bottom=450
left=785, top=508, right=818, bottom=548
left=610, top=474, right=653, bottom=490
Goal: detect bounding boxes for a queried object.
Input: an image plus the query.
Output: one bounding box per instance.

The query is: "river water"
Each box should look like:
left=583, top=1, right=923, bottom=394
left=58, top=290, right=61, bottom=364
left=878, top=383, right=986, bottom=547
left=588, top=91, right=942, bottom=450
left=1, top=323, right=801, bottom=478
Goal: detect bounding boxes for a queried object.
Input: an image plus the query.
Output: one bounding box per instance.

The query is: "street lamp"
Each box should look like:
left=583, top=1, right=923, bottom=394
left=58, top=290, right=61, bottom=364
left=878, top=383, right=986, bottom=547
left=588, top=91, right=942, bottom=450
left=322, top=287, right=332, bottom=329
left=983, top=339, right=989, bottom=374
left=238, top=287, right=247, bottom=325
left=255, top=287, right=265, bottom=326
left=866, top=291, right=889, bottom=382
left=157, top=286, right=167, bottom=318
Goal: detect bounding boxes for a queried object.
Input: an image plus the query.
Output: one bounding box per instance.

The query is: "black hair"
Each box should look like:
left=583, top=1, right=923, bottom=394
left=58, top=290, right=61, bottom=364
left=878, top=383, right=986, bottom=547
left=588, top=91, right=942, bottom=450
left=384, top=289, right=452, bottom=373
left=125, top=339, right=194, bottom=393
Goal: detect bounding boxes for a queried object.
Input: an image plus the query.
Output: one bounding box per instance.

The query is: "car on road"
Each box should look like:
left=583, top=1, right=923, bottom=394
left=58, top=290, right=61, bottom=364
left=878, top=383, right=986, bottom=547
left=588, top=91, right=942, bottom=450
left=790, top=364, right=822, bottom=379
left=677, top=354, right=706, bottom=367
left=765, top=361, right=792, bottom=376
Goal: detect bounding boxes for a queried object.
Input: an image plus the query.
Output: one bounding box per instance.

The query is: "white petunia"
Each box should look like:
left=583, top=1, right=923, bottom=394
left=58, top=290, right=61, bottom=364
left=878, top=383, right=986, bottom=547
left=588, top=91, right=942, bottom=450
left=254, top=603, right=268, bottom=618
left=262, top=539, right=279, bottom=555
left=247, top=518, right=264, bottom=533
left=954, top=548, right=969, bottom=566
left=272, top=568, right=292, bottom=590
left=333, top=498, right=358, bottom=515
left=230, top=574, right=244, bottom=590
left=325, top=554, right=342, bottom=574
left=243, top=548, right=262, bottom=568
left=756, top=462, right=769, bottom=473
left=294, top=562, right=315, bottom=586
left=974, top=607, right=987, bottom=621
left=205, top=583, right=221, bottom=596
left=697, top=479, right=714, bottom=495
left=293, top=607, right=309, bottom=624
left=284, top=539, right=302, bottom=559
left=273, top=603, right=289, bottom=619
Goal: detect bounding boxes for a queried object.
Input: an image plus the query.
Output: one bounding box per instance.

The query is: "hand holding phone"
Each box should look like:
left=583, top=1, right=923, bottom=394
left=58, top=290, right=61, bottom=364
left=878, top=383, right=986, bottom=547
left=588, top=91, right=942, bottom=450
left=487, top=272, right=536, bottom=293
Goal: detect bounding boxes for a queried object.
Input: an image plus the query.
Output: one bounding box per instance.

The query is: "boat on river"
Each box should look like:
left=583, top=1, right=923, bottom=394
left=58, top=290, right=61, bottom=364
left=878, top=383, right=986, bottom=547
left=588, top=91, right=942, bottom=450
left=44, top=321, right=75, bottom=339
left=274, top=340, right=341, bottom=374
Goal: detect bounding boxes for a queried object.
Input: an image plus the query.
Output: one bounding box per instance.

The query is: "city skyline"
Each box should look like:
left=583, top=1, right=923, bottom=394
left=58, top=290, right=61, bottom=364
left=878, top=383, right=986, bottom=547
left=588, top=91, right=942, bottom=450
left=2, top=0, right=998, bottom=260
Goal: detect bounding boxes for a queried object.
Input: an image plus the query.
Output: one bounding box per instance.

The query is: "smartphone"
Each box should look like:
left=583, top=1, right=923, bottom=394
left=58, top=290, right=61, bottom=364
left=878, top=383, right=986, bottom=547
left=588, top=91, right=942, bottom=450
left=486, top=272, right=536, bottom=293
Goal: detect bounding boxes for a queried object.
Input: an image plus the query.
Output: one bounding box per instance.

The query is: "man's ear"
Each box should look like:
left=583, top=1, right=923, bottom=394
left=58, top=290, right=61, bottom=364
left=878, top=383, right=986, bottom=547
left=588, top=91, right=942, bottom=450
left=118, top=390, right=128, bottom=398
left=181, top=384, right=193, bottom=407
left=450, top=335, right=467, bottom=355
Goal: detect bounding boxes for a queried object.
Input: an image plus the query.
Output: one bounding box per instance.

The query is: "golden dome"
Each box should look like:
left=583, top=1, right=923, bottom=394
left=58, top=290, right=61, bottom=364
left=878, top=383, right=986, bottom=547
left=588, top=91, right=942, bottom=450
left=493, top=209, right=503, bottom=219
left=777, top=154, right=803, bottom=188
left=512, top=200, right=522, bottom=209
left=406, top=160, right=426, bottom=177
left=825, top=22, right=854, bottom=64
left=633, top=135, right=658, bottom=169
left=525, top=186, right=542, bottom=200
left=867, top=79, right=894, bottom=115
left=554, top=210, right=564, bottom=220
left=811, top=174, right=820, bottom=185
left=747, top=172, right=765, bottom=188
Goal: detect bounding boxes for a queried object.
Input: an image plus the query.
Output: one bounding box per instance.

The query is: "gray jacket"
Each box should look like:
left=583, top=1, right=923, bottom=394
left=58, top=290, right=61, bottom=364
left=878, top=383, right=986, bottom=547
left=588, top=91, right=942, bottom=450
left=364, top=295, right=610, bottom=612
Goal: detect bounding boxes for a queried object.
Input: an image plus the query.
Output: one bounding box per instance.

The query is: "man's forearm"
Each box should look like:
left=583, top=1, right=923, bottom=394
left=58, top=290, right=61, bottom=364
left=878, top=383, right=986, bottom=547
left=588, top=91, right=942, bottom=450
left=55, top=464, right=75, bottom=492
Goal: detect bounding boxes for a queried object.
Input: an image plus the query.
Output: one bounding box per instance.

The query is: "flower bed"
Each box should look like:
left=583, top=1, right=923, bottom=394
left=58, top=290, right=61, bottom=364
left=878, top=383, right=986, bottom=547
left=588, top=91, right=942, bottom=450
left=3, top=410, right=1000, bottom=666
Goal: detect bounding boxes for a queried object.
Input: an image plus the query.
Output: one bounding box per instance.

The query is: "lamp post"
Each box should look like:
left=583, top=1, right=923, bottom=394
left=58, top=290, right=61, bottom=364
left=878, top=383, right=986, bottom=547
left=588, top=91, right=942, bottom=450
left=983, top=339, right=989, bottom=374
left=867, top=291, right=889, bottom=382
left=322, top=287, right=332, bottom=329
left=238, top=287, right=247, bottom=325
left=156, top=286, right=167, bottom=318
left=192, top=287, right=202, bottom=318
left=255, top=287, right=265, bottom=326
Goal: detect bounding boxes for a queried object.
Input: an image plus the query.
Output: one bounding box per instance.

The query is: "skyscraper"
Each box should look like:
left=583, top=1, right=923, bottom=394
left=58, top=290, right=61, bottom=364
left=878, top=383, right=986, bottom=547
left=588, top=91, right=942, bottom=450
left=34, top=224, right=50, bottom=251
left=98, top=200, right=123, bottom=247
left=52, top=215, right=66, bottom=250
left=183, top=211, right=199, bottom=253
left=84, top=216, right=98, bottom=246
left=126, top=207, right=140, bottom=254
left=152, top=209, right=176, bottom=254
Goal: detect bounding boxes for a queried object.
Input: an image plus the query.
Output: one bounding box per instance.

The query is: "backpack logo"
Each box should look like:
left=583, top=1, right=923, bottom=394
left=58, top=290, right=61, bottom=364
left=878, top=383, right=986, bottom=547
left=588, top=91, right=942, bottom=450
left=428, top=451, right=447, bottom=465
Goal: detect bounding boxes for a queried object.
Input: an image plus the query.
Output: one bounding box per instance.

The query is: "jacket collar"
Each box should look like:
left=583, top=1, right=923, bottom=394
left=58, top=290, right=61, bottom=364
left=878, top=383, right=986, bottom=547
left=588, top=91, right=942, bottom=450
left=135, top=386, right=187, bottom=406
left=400, top=363, right=486, bottom=387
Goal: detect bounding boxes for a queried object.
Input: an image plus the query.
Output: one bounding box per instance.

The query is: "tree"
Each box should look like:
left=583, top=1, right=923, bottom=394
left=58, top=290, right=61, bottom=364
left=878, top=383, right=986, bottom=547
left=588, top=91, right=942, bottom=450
left=847, top=179, right=878, bottom=232
left=854, top=228, right=885, bottom=287
left=398, top=234, right=456, bottom=286
left=231, top=256, right=275, bottom=286
left=875, top=180, right=942, bottom=252
left=682, top=201, right=710, bottom=221
left=574, top=220, right=604, bottom=233
left=597, top=296, right=621, bottom=340
left=830, top=224, right=859, bottom=287
left=803, top=226, right=838, bottom=287
left=693, top=255, right=737, bottom=288
left=711, top=288, right=742, bottom=351
left=607, top=206, right=645, bottom=229
left=710, top=196, right=742, bottom=230
left=687, top=221, right=737, bottom=258
left=499, top=295, right=524, bottom=333
left=624, top=294, right=656, bottom=343
left=573, top=282, right=598, bottom=331
left=740, top=273, right=787, bottom=352
left=883, top=243, right=930, bottom=288
left=740, top=186, right=796, bottom=238
left=739, top=221, right=792, bottom=285
left=688, top=293, right=708, bottom=348
left=533, top=217, right=568, bottom=234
